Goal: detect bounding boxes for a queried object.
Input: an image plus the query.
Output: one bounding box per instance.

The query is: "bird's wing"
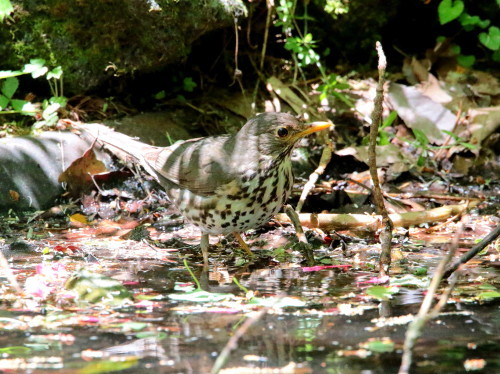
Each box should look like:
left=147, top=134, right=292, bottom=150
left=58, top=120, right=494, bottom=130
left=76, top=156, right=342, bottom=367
left=142, top=135, right=237, bottom=196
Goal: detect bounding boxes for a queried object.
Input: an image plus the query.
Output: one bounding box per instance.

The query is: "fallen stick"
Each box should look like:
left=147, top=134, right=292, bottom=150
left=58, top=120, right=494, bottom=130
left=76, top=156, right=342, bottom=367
left=275, top=203, right=475, bottom=232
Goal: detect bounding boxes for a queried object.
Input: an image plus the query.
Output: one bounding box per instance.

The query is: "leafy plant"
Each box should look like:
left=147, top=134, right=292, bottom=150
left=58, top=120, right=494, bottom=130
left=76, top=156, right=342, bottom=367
left=410, top=128, right=477, bottom=168
left=322, top=0, right=349, bottom=16
left=0, top=59, right=66, bottom=128
left=318, top=73, right=352, bottom=107
left=412, top=128, right=434, bottom=167
left=437, top=0, right=500, bottom=65
left=153, top=75, right=197, bottom=103
left=0, top=78, right=36, bottom=114
left=275, top=0, right=352, bottom=106
left=441, top=130, right=478, bottom=150
left=0, top=0, right=13, bottom=21
left=362, top=110, right=398, bottom=146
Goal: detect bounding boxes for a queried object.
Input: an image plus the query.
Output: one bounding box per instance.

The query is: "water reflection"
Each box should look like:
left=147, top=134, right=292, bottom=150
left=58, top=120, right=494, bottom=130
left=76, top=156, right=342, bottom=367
left=1, top=255, right=498, bottom=373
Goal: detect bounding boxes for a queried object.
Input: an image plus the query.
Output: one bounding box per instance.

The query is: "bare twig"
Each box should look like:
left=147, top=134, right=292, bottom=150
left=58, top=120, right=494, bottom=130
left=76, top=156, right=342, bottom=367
left=211, top=301, right=277, bottom=374
left=260, top=0, right=273, bottom=71
left=252, top=0, right=274, bottom=109
left=398, top=222, right=464, bottom=374
left=368, top=42, right=393, bottom=276
left=296, top=135, right=333, bottom=213
left=231, top=18, right=245, bottom=94
left=443, top=224, right=500, bottom=279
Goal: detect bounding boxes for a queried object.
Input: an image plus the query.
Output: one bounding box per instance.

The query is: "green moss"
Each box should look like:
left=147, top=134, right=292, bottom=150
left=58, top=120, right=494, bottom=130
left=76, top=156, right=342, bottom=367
left=2, top=0, right=246, bottom=93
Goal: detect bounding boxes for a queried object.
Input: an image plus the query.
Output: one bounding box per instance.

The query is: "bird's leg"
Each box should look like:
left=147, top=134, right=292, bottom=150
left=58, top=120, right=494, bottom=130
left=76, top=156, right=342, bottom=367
left=233, top=232, right=254, bottom=256
left=200, top=233, right=210, bottom=268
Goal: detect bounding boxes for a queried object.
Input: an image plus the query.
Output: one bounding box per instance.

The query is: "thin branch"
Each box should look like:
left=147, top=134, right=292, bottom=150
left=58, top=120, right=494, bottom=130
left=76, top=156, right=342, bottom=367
left=368, top=41, right=393, bottom=276
left=252, top=0, right=274, bottom=109
left=296, top=135, right=333, bottom=213
left=260, top=0, right=273, bottom=71
left=211, top=301, right=277, bottom=374
left=398, top=222, right=463, bottom=374
left=443, top=224, right=500, bottom=279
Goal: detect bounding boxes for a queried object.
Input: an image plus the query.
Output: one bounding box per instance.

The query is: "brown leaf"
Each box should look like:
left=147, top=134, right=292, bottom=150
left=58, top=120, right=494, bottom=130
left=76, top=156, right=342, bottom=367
left=9, top=190, right=20, bottom=201
left=59, top=148, right=108, bottom=196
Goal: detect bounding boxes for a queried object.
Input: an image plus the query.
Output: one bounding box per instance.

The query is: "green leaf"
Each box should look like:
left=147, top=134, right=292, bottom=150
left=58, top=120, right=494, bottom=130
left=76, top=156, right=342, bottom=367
left=10, top=99, right=28, bottom=112
left=20, top=101, right=37, bottom=115
left=477, top=291, right=500, bottom=301
left=50, top=96, right=67, bottom=107
left=461, top=142, right=477, bottom=150
left=1, top=77, right=18, bottom=99
left=442, top=129, right=460, bottom=140
left=303, top=33, right=313, bottom=43
left=457, top=54, right=475, bottom=68
left=367, top=340, right=395, bottom=353
left=154, top=90, right=166, bottom=100
left=118, top=321, right=148, bottom=331
left=438, top=0, right=464, bottom=25
left=168, top=289, right=234, bottom=302
left=366, top=286, right=399, bottom=300
left=135, top=331, right=167, bottom=340
left=65, top=270, right=133, bottom=306
left=47, top=66, right=63, bottom=80
left=42, top=102, right=60, bottom=119
left=417, top=155, right=426, bottom=167
left=0, top=94, right=9, bottom=110
left=0, top=0, right=13, bottom=22
left=0, top=70, right=24, bottom=79
left=78, top=357, right=138, bottom=374
left=390, top=274, right=430, bottom=288
left=0, top=346, right=31, bottom=355
left=479, top=26, right=500, bottom=51
left=23, top=59, right=48, bottom=78
left=182, top=77, right=197, bottom=92
left=458, top=14, right=490, bottom=30
left=478, top=19, right=491, bottom=29
left=378, top=131, right=390, bottom=145
left=478, top=283, right=497, bottom=290
left=493, top=49, right=500, bottom=62
left=10, top=100, right=27, bottom=112
left=412, top=267, right=428, bottom=276
left=381, top=110, right=398, bottom=129
left=413, top=128, right=430, bottom=147
left=450, top=44, right=461, bottom=55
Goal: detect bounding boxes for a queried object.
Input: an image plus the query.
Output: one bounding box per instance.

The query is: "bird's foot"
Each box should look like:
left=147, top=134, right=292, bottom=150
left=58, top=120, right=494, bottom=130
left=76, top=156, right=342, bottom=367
left=233, top=232, right=256, bottom=258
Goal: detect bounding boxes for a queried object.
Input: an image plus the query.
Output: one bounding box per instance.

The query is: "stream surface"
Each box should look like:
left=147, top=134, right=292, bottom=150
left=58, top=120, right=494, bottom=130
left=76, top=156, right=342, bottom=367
left=0, top=236, right=498, bottom=374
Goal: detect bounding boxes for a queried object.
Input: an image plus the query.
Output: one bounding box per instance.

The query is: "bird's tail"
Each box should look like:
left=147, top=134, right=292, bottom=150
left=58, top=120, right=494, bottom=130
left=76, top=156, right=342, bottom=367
left=75, top=122, right=160, bottom=165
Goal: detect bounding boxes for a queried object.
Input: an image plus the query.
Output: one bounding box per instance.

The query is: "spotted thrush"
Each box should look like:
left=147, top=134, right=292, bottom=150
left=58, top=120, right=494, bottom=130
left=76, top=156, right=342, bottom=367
left=78, top=112, right=331, bottom=265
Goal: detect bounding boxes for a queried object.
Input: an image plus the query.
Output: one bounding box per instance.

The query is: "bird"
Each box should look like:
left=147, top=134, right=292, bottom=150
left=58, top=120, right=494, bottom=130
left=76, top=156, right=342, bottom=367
left=76, top=112, right=331, bottom=266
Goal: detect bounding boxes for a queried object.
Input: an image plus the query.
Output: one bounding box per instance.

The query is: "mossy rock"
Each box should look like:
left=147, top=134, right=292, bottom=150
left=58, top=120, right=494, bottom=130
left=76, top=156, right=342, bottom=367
left=1, top=0, right=246, bottom=93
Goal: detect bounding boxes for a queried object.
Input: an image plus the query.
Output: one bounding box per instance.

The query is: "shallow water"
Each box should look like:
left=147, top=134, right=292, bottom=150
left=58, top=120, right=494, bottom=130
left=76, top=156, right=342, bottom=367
left=1, top=250, right=499, bottom=374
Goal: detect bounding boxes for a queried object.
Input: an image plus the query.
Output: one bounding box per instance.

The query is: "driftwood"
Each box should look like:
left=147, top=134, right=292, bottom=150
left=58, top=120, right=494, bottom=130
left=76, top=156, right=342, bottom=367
left=276, top=203, right=475, bottom=232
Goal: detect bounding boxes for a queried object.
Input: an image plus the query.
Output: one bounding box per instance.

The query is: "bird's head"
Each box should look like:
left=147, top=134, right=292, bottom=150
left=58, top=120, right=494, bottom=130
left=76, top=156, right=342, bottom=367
left=238, top=112, right=332, bottom=160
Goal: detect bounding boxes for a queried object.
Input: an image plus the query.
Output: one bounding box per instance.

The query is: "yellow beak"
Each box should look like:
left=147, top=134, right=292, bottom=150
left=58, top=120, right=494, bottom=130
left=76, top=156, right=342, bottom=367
left=295, top=121, right=332, bottom=139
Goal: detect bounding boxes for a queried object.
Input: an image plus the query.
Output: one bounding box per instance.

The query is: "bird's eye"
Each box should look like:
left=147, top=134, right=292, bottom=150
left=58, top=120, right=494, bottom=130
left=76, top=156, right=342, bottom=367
left=277, top=127, right=289, bottom=137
